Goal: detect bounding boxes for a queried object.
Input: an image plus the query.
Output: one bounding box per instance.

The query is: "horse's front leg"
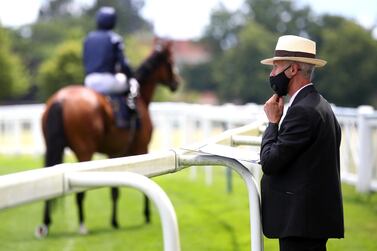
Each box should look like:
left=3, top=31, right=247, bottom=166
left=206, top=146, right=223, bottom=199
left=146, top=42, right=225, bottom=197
left=76, top=192, right=88, bottom=234
left=43, top=200, right=52, bottom=226
left=111, top=187, right=120, bottom=228
left=34, top=200, right=52, bottom=238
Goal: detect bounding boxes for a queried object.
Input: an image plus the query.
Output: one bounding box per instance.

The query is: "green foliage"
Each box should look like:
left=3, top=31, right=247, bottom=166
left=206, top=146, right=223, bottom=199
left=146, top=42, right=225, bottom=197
left=36, top=40, right=84, bottom=101
left=202, top=4, right=244, bottom=53
left=4, top=0, right=377, bottom=106
left=192, top=0, right=377, bottom=106
left=86, top=0, right=150, bottom=35
left=213, top=22, right=275, bottom=103
left=181, top=63, right=217, bottom=91
left=245, top=0, right=315, bottom=35
left=38, top=0, right=80, bottom=21
left=7, top=16, right=88, bottom=103
left=0, top=27, right=29, bottom=101
left=315, top=17, right=377, bottom=106
left=4, top=0, right=151, bottom=103
left=125, top=33, right=153, bottom=66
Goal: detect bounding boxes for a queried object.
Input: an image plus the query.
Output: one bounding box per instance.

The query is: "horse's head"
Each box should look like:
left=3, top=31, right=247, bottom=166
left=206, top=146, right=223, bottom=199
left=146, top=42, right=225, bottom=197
left=136, top=39, right=180, bottom=92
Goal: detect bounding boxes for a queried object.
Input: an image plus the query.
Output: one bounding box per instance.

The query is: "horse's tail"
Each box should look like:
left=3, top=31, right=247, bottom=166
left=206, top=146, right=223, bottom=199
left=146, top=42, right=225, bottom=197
left=44, top=101, right=67, bottom=167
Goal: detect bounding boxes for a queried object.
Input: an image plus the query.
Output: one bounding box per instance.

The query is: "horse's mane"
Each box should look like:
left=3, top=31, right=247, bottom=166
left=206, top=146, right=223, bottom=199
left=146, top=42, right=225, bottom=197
left=135, top=48, right=167, bottom=84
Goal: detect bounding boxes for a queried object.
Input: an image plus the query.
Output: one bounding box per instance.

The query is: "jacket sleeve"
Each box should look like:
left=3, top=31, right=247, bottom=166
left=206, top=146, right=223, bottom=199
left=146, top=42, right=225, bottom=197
left=112, top=33, right=134, bottom=78
left=260, top=106, right=314, bottom=176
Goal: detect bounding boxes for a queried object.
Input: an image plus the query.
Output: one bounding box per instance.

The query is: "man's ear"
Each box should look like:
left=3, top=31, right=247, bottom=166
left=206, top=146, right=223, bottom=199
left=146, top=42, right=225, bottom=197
left=291, top=63, right=300, bottom=75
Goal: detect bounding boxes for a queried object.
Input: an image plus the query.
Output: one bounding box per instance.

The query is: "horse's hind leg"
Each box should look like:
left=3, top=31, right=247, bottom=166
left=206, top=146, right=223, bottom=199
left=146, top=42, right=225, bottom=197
left=76, top=192, right=88, bottom=234
left=75, top=153, right=93, bottom=234
left=111, top=187, right=120, bottom=228
left=35, top=101, right=66, bottom=238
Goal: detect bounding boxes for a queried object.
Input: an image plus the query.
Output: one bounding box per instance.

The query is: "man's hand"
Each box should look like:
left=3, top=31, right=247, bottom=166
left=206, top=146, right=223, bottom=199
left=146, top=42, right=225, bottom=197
left=264, top=94, right=284, bottom=124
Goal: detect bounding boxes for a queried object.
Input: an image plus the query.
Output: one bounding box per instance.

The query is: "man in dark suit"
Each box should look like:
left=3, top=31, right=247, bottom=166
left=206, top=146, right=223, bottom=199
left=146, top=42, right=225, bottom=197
left=259, top=35, right=344, bottom=251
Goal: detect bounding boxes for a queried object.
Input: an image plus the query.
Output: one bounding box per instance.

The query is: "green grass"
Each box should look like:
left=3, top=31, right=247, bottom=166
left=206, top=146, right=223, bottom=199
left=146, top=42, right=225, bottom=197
left=0, top=155, right=377, bottom=251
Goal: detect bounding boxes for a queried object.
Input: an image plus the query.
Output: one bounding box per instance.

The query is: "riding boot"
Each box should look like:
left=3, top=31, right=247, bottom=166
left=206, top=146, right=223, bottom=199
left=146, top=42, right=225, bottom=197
left=126, top=78, right=139, bottom=113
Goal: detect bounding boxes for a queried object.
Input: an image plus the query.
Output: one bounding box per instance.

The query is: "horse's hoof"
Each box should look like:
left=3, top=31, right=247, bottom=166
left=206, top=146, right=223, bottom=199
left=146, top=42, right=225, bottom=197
left=78, top=223, right=88, bottom=235
left=145, top=217, right=151, bottom=224
left=111, top=220, right=119, bottom=229
left=35, top=224, right=48, bottom=239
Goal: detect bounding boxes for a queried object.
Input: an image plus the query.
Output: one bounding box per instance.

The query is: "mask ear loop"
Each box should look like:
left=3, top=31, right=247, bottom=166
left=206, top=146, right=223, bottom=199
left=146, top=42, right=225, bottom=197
left=282, top=64, right=292, bottom=74
left=284, top=64, right=302, bottom=80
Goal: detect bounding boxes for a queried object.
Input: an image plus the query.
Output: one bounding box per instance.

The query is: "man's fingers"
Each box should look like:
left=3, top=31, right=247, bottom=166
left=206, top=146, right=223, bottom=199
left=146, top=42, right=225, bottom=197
left=278, top=96, right=284, bottom=106
left=266, top=94, right=278, bottom=104
left=273, top=94, right=280, bottom=102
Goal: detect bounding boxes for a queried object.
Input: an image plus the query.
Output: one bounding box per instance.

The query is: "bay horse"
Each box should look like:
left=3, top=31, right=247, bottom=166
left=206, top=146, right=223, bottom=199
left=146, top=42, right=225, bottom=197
left=35, top=40, right=180, bottom=237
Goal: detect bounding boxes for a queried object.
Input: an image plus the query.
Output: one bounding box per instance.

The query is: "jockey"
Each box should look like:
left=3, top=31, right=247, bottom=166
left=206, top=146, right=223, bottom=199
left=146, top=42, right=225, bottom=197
left=83, top=6, right=138, bottom=110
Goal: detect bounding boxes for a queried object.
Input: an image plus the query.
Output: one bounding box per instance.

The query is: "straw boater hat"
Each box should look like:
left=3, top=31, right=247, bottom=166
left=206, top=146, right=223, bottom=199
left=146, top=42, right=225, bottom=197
left=261, top=35, right=327, bottom=67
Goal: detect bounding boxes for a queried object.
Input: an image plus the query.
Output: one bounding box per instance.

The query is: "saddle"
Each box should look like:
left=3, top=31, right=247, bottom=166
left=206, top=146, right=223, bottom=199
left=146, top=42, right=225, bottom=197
left=106, top=94, right=140, bottom=129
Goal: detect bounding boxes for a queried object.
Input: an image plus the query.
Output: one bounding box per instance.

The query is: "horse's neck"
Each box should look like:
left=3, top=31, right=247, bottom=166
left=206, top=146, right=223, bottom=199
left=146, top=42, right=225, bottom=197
left=139, top=79, right=157, bottom=107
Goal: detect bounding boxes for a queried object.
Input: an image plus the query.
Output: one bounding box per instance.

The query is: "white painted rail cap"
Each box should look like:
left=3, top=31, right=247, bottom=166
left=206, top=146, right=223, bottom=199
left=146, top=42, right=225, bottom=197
left=182, top=143, right=260, bottom=164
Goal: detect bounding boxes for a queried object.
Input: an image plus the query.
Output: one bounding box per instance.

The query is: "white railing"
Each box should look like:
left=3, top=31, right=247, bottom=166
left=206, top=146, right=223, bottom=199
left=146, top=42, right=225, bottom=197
left=0, top=104, right=45, bottom=155
left=1, top=102, right=377, bottom=193
left=0, top=122, right=264, bottom=251
left=0, top=102, right=265, bottom=155
left=333, top=105, right=377, bottom=192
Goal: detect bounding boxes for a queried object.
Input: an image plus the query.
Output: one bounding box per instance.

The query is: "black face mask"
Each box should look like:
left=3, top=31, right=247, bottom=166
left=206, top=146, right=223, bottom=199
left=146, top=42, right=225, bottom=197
left=269, top=65, right=292, bottom=97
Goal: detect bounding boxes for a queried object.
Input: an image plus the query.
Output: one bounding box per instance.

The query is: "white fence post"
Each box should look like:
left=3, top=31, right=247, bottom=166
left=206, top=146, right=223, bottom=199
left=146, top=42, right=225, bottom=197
left=357, top=105, right=374, bottom=192
left=202, top=117, right=213, bottom=185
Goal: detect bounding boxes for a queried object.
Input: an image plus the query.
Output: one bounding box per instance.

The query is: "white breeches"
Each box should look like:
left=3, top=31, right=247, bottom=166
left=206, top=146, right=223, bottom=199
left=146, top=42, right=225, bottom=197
left=84, top=73, right=128, bottom=94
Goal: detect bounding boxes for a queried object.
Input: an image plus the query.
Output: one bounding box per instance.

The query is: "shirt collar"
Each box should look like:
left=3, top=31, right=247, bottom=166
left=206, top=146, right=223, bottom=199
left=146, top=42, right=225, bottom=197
left=288, top=83, right=313, bottom=107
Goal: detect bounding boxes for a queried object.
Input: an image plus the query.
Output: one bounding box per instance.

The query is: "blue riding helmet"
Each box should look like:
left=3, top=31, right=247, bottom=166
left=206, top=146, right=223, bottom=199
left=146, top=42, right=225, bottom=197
left=96, top=6, right=117, bottom=30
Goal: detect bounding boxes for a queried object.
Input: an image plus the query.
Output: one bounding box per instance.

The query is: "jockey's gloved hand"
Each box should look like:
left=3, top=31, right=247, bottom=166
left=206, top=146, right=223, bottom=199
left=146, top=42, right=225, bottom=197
left=129, top=78, right=139, bottom=98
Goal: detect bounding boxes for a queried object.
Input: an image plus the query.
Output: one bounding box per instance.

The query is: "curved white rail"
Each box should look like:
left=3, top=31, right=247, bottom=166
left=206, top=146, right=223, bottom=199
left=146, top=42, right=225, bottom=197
left=178, top=154, right=264, bottom=251
left=66, top=171, right=180, bottom=251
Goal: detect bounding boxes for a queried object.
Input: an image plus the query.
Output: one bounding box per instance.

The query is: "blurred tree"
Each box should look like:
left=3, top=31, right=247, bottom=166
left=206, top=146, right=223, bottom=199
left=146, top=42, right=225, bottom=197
left=314, top=16, right=377, bottom=106
left=202, top=4, right=245, bottom=54
left=181, top=63, right=216, bottom=91
left=244, top=0, right=315, bottom=35
left=0, top=26, right=29, bottom=101
left=7, top=0, right=152, bottom=102
left=38, top=0, right=80, bottom=20
left=186, top=4, right=245, bottom=99
left=11, top=20, right=85, bottom=78
left=9, top=0, right=88, bottom=101
left=196, top=0, right=319, bottom=103
left=195, top=0, right=377, bottom=106
left=125, top=33, right=153, bottom=66
left=36, top=40, right=84, bottom=101
left=213, top=22, right=275, bottom=103
left=86, top=0, right=151, bottom=35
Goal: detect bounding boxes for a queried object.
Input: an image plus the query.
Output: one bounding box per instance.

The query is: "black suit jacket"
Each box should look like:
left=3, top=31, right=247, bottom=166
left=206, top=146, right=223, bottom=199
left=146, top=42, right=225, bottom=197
left=260, top=85, right=344, bottom=239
